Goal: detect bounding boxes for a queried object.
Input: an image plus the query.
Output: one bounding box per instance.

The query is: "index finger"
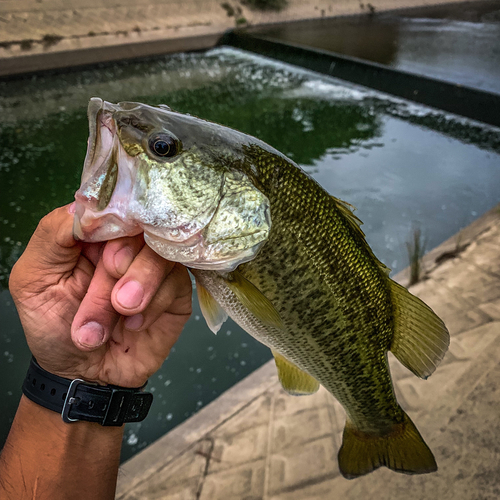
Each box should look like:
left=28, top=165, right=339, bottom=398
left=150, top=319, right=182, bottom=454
left=71, top=256, right=120, bottom=350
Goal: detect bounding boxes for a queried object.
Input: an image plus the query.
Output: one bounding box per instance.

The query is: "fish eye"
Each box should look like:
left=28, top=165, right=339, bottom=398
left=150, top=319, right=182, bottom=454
left=148, top=134, right=178, bottom=158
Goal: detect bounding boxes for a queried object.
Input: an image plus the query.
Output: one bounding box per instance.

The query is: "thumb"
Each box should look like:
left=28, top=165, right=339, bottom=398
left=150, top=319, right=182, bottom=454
left=9, top=204, right=82, bottom=295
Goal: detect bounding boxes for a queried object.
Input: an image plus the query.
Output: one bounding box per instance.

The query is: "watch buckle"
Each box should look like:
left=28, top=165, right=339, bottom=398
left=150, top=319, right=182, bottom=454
left=61, top=378, right=85, bottom=423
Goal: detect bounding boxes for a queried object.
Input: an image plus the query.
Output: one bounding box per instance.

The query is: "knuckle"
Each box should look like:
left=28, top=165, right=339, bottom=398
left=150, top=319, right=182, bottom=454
left=37, top=212, right=55, bottom=237
left=141, top=253, right=166, bottom=277
left=105, top=238, right=129, bottom=256
left=141, top=245, right=172, bottom=275
left=8, top=258, right=36, bottom=300
left=108, top=235, right=143, bottom=255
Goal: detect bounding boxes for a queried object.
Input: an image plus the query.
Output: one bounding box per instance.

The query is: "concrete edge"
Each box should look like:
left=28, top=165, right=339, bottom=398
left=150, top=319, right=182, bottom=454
left=116, top=202, right=500, bottom=497
left=243, top=0, right=500, bottom=32
left=0, top=32, right=222, bottom=78
left=115, top=359, right=279, bottom=498
left=220, top=31, right=500, bottom=128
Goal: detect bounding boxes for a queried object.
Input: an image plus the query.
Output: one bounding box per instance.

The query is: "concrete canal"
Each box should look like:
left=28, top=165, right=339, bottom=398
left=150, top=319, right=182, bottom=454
left=1, top=45, right=499, bottom=461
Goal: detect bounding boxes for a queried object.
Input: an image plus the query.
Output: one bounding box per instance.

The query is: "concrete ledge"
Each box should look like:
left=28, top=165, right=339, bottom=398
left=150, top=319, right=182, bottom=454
left=394, top=202, right=500, bottom=287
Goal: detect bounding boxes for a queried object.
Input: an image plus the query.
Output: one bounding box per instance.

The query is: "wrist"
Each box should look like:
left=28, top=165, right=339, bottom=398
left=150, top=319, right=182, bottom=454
left=9, top=395, right=125, bottom=467
left=18, top=394, right=125, bottom=440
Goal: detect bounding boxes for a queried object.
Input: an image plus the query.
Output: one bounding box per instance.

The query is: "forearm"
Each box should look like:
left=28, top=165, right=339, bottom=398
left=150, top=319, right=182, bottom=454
left=0, top=395, right=124, bottom=500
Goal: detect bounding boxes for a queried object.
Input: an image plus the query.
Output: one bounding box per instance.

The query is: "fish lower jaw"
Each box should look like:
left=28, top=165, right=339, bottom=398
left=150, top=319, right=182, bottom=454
left=143, top=232, right=259, bottom=272
left=73, top=205, right=141, bottom=242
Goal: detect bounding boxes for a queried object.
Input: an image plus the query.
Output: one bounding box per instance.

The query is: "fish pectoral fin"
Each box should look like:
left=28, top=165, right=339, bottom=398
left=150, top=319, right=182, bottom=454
left=196, top=279, right=228, bottom=334
left=224, top=270, right=284, bottom=330
left=338, top=412, right=437, bottom=479
left=272, top=350, right=320, bottom=396
left=389, top=280, right=450, bottom=379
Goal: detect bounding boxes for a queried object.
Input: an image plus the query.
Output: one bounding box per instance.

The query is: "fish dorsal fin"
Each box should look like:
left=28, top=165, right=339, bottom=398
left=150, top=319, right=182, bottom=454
left=389, top=280, right=449, bottom=379
left=196, top=279, right=228, bottom=334
left=332, top=196, right=391, bottom=276
left=272, top=350, right=320, bottom=396
left=225, top=270, right=284, bottom=330
left=332, top=197, right=364, bottom=233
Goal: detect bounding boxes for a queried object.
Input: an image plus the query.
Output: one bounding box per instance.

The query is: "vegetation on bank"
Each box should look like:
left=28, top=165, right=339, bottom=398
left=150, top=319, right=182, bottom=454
left=407, top=226, right=426, bottom=286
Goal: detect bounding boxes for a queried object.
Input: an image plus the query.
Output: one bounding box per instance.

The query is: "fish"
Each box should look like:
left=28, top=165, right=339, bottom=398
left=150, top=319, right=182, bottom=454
left=74, top=97, right=450, bottom=479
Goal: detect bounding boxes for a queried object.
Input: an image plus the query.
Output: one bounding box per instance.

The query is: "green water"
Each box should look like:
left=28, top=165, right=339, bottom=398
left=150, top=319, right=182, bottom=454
left=1, top=48, right=499, bottom=462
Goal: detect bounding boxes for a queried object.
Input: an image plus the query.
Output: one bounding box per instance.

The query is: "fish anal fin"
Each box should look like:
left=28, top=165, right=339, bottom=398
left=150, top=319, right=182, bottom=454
left=389, top=280, right=450, bottom=379
left=196, top=279, right=228, bottom=334
left=272, top=350, right=320, bottom=396
left=225, top=270, right=284, bottom=330
left=338, top=413, right=437, bottom=479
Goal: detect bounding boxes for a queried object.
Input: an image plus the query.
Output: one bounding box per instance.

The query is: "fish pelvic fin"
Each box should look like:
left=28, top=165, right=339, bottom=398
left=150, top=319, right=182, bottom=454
left=196, top=279, right=228, bottom=334
left=338, top=412, right=437, bottom=479
left=272, top=350, right=320, bottom=396
left=389, top=280, right=450, bottom=379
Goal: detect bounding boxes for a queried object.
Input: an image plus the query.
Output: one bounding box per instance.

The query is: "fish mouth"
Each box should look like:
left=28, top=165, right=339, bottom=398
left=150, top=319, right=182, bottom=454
left=81, top=98, right=117, bottom=185
left=82, top=97, right=103, bottom=179
left=74, top=98, right=202, bottom=244
left=80, top=99, right=109, bottom=181
left=74, top=98, right=141, bottom=241
left=73, top=203, right=136, bottom=242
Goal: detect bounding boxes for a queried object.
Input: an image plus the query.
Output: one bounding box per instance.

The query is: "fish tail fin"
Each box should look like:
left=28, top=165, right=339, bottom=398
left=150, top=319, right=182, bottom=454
left=338, top=412, right=437, bottom=479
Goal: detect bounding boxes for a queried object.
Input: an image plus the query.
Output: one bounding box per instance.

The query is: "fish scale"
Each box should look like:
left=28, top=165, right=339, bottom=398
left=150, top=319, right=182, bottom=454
left=196, top=148, right=401, bottom=432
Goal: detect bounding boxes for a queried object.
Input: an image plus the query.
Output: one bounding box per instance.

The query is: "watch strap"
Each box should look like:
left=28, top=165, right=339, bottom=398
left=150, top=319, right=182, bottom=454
left=22, top=357, right=153, bottom=426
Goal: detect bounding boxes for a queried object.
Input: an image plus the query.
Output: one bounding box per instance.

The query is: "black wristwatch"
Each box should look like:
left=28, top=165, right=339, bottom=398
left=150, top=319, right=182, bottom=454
left=22, top=357, right=153, bottom=426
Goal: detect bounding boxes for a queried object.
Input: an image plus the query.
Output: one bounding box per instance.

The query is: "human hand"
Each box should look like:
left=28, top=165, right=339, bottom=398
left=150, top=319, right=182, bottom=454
left=9, top=204, right=192, bottom=388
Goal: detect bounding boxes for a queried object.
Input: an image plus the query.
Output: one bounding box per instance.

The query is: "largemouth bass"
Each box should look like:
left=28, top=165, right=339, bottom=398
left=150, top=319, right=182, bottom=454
left=74, top=98, right=449, bottom=479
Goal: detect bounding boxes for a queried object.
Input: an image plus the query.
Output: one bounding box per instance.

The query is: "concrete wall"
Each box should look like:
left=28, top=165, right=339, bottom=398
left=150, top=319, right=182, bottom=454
left=0, top=0, right=483, bottom=43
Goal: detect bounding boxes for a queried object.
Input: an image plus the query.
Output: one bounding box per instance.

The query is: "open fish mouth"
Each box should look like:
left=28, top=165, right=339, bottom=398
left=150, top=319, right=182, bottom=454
left=81, top=98, right=116, bottom=185
left=73, top=98, right=141, bottom=241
